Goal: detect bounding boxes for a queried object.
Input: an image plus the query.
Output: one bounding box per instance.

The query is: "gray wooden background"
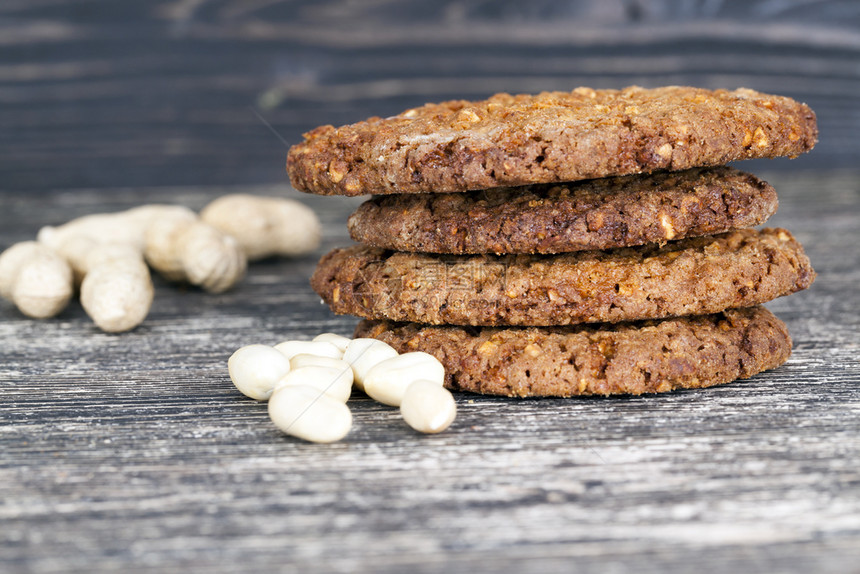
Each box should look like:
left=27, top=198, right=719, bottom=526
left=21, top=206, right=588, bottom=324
left=2, top=1, right=859, bottom=573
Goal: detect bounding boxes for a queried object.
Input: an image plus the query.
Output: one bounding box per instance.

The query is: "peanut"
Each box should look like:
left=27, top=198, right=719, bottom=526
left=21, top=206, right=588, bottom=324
left=312, top=332, right=352, bottom=353
left=289, top=354, right=350, bottom=371
left=228, top=344, right=292, bottom=401
left=200, top=194, right=321, bottom=260
left=363, top=352, right=446, bottom=407
left=38, top=205, right=196, bottom=254
left=177, top=221, right=246, bottom=293
left=141, top=209, right=198, bottom=281
left=145, top=217, right=247, bottom=293
left=79, top=245, right=154, bottom=333
left=0, top=241, right=73, bottom=319
left=400, top=380, right=457, bottom=434
left=274, top=364, right=353, bottom=403
left=37, top=205, right=195, bottom=332
left=274, top=340, right=343, bottom=360
left=268, top=385, right=352, bottom=443
left=342, top=338, right=399, bottom=391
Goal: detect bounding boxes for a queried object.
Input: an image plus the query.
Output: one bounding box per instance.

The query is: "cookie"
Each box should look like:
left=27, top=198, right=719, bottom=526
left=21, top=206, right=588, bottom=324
left=288, top=86, right=817, bottom=196
left=354, top=306, right=792, bottom=397
left=311, top=228, right=815, bottom=326
left=347, top=166, right=778, bottom=254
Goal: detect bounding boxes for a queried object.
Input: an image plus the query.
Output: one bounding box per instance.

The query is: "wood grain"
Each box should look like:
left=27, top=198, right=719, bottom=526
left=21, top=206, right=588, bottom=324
left=2, top=2, right=860, bottom=572
left=1, top=0, right=859, bottom=191
left=1, top=171, right=859, bottom=573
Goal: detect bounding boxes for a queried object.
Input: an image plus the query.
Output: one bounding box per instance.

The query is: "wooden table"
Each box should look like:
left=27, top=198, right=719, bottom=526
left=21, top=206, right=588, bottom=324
left=2, top=2, right=859, bottom=572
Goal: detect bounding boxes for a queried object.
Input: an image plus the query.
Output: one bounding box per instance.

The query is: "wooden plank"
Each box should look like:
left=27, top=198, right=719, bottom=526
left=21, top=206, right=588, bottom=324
left=1, top=171, right=859, bottom=573
left=1, top=0, right=859, bottom=191
left=2, top=1, right=859, bottom=571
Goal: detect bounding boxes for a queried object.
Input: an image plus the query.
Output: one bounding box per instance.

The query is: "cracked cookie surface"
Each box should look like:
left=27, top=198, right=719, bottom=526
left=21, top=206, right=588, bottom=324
left=311, top=228, right=815, bottom=326
left=348, top=166, right=778, bottom=254
left=288, top=86, right=817, bottom=196
left=354, top=306, right=792, bottom=397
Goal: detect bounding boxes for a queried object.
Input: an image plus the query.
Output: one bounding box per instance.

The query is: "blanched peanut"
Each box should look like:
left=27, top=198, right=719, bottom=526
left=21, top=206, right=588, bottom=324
left=268, top=385, right=352, bottom=443
left=363, top=352, right=446, bottom=406
left=289, top=354, right=350, bottom=371
left=400, top=380, right=457, bottom=434
left=80, top=254, right=153, bottom=333
left=274, top=340, right=342, bottom=360
left=274, top=364, right=353, bottom=403
left=0, top=241, right=73, bottom=319
left=228, top=344, right=292, bottom=400
left=200, top=194, right=321, bottom=260
left=312, top=332, right=351, bottom=353
left=342, top=338, right=399, bottom=391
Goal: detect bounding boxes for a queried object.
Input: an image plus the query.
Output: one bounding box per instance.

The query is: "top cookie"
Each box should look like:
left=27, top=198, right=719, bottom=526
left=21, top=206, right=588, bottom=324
left=287, top=86, right=817, bottom=196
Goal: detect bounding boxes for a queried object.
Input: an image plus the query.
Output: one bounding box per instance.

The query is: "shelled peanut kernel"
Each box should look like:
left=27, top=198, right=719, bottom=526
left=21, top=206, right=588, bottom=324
left=228, top=333, right=456, bottom=443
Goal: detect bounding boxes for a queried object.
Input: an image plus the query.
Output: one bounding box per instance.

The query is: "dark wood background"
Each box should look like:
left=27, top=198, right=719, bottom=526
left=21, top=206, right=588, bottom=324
left=2, top=1, right=859, bottom=573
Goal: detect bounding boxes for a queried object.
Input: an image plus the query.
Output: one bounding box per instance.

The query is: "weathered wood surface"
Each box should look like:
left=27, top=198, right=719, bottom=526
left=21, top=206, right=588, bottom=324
left=2, top=172, right=859, bottom=574
left=2, top=1, right=860, bottom=573
left=1, top=0, right=859, bottom=192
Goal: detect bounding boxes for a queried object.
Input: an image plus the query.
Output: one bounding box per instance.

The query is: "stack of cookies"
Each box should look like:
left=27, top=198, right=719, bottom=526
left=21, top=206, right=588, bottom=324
left=288, top=86, right=817, bottom=397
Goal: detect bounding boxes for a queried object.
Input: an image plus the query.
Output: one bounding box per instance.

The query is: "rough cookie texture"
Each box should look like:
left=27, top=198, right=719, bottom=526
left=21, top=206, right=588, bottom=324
left=288, top=86, right=817, bottom=196
left=348, top=166, right=778, bottom=254
left=311, top=228, right=815, bottom=326
left=354, top=306, right=792, bottom=397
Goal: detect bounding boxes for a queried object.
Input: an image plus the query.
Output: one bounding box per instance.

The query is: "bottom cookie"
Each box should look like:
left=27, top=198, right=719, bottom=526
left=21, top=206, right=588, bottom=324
left=354, top=307, right=791, bottom=397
